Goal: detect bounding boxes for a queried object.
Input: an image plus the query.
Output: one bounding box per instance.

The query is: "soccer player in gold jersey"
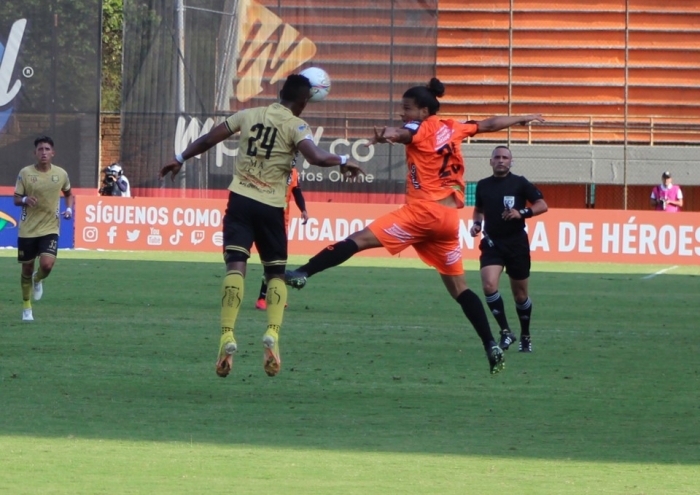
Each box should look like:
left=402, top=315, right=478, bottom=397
left=13, top=136, right=73, bottom=321
left=160, top=74, right=363, bottom=378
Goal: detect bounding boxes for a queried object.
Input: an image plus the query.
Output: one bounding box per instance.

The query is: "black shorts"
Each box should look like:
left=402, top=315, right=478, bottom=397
left=18, top=234, right=59, bottom=263
left=479, top=234, right=531, bottom=280
left=222, top=192, right=287, bottom=271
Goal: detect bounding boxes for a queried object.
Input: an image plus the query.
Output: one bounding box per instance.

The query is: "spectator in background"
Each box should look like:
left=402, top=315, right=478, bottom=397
left=651, top=171, right=682, bottom=212
left=99, top=163, right=131, bottom=197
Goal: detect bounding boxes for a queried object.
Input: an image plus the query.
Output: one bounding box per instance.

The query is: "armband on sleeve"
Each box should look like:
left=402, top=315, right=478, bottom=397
left=519, top=207, right=533, bottom=218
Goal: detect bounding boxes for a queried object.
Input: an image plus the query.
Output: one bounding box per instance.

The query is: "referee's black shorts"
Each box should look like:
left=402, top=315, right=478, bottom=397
left=222, top=192, right=287, bottom=272
left=479, top=233, right=531, bottom=281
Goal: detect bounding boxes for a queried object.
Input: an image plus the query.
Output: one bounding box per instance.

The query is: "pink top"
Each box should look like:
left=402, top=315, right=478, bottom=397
left=651, top=184, right=683, bottom=212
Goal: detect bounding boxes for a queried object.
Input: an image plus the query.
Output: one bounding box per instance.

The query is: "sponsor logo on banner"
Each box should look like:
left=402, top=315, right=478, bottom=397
left=0, top=19, right=27, bottom=133
left=174, top=116, right=378, bottom=177
left=0, top=210, right=18, bottom=232
left=235, top=0, right=316, bottom=102
left=175, top=0, right=373, bottom=177
left=173, top=1, right=320, bottom=167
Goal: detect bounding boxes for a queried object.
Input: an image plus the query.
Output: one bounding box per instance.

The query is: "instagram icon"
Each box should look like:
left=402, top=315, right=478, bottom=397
left=83, top=226, right=99, bottom=242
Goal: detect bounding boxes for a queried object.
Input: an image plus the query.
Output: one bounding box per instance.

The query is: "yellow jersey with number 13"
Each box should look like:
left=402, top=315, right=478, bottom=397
left=224, top=103, right=313, bottom=208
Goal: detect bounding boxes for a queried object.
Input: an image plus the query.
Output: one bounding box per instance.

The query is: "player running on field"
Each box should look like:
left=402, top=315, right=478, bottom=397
left=13, top=136, right=73, bottom=322
left=285, top=78, right=544, bottom=374
left=160, top=74, right=363, bottom=379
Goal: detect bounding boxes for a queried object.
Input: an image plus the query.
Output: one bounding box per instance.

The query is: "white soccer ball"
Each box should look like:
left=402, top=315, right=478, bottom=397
left=300, top=67, right=331, bottom=102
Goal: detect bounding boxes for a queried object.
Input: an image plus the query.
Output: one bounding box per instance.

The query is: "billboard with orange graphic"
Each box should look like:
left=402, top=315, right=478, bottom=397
left=74, top=196, right=700, bottom=265
left=120, top=0, right=438, bottom=198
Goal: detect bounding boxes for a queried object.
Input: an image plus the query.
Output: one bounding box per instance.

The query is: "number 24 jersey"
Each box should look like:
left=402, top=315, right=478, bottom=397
left=225, top=103, right=312, bottom=208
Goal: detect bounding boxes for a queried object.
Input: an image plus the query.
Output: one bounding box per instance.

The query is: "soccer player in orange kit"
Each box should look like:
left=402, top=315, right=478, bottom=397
left=285, top=78, right=544, bottom=374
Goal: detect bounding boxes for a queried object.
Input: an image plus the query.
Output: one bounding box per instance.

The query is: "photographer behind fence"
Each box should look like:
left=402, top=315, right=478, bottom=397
left=99, top=163, right=131, bottom=197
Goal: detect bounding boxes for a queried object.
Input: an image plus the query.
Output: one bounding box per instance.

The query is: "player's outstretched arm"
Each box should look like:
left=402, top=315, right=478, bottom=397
left=367, top=126, right=412, bottom=145
left=297, top=139, right=365, bottom=179
left=476, top=114, right=545, bottom=134
left=159, top=122, right=233, bottom=181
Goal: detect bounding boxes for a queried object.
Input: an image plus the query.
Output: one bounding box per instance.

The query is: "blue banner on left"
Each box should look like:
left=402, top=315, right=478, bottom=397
left=0, top=196, right=75, bottom=249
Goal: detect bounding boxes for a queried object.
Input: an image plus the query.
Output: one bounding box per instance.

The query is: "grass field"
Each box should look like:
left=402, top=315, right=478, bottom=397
left=1, top=250, right=699, bottom=494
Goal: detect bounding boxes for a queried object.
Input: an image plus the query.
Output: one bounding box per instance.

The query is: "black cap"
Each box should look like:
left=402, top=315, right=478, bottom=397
left=662, top=171, right=672, bottom=178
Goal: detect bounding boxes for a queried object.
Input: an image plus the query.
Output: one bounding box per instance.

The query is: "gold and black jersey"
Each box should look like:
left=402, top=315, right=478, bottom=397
left=14, top=164, right=71, bottom=238
left=225, top=103, right=312, bottom=208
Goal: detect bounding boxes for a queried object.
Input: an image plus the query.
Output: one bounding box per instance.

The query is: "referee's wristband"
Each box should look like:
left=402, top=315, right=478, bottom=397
left=65, top=207, right=72, bottom=215
left=338, top=154, right=348, bottom=167
left=21, top=196, right=27, bottom=204
left=175, top=152, right=185, bottom=164
left=519, top=207, right=533, bottom=218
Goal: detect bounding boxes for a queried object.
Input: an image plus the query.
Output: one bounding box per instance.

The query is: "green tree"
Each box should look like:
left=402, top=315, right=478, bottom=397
left=102, top=0, right=123, bottom=112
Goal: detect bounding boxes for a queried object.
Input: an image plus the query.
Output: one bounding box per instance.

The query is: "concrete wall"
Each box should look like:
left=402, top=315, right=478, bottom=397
left=462, top=144, right=700, bottom=186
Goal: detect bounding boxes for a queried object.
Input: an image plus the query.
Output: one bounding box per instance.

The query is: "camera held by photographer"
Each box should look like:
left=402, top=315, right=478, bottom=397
left=99, top=163, right=131, bottom=197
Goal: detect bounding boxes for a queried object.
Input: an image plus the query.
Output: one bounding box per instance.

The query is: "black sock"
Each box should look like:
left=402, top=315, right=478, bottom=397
left=258, top=276, right=267, bottom=300
left=457, top=289, right=496, bottom=351
left=484, top=291, right=511, bottom=332
left=298, top=239, right=359, bottom=277
left=516, top=298, right=532, bottom=336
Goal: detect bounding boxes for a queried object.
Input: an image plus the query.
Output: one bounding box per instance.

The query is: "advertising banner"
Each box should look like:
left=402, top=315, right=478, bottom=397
left=121, top=0, right=437, bottom=197
left=0, top=2, right=101, bottom=189
left=0, top=196, right=75, bottom=249
left=74, top=196, right=700, bottom=265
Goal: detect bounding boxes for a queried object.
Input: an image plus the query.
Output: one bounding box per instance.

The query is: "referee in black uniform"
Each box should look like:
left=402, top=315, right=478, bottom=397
left=470, top=146, right=548, bottom=352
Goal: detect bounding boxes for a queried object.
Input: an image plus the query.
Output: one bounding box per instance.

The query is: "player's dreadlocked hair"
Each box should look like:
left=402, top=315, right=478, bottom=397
left=403, top=78, right=445, bottom=115
left=281, top=74, right=313, bottom=102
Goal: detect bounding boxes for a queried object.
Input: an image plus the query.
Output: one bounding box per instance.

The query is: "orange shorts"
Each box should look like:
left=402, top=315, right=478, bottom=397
left=368, top=201, right=464, bottom=275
